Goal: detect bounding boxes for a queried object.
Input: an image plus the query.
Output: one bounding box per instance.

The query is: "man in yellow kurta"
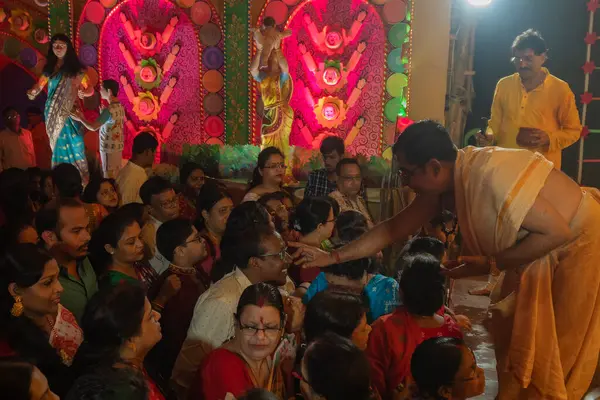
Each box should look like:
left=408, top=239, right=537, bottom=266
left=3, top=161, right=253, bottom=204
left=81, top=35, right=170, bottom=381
left=484, top=29, right=582, bottom=170
left=297, top=120, right=600, bottom=400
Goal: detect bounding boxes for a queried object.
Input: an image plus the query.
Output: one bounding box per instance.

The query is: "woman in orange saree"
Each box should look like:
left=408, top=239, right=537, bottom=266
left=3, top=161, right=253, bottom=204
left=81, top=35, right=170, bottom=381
left=295, top=120, right=600, bottom=400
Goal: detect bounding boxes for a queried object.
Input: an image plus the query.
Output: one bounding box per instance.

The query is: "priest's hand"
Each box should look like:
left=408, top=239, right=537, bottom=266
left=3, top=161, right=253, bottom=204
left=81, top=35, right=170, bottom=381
left=290, top=242, right=332, bottom=268
left=442, top=256, right=491, bottom=279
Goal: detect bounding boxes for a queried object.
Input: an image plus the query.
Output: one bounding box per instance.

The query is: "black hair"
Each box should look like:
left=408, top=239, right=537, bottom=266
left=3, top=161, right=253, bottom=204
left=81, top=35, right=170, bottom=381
left=118, top=203, right=146, bottom=227
left=0, top=244, right=71, bottom=396
left=399, top=254, right=445, bottom=316
left=263, top=16, right=276, bottom=27
left=2, top=106, right=18, bottom=119
left=320, top=135, right=345, bottom=156
left=26, top=167, right=42, bottom=181
left=52, top=163, right=83, bottom=199
left=236, top=282, right=285, bottom=326
left=303, top=332, right=371, bottom=400
left=26, top=107, right=42, bottom=115
left=335, top=158, right=360, bottom=176
left=88, top=212, right=140, bottom=276
left=102, top=79, right=119, bottom=97
left=400, top=236, right=445, bottom=261
left=35, top=197, right=84, bottom=237
left=411, top=337, right=465, bottom=400
left=196, top=181, right=232, bottom=228
left=0, top=168, right=34, bottom=226
left=139, top=176, right=173, bottom=206
left=293, top=197, right=335, bottom=235
left=39, top=170, right=53, bottom=204
left=238, top=388, right=280, bottom=400
left=72, top=282, right=147, bottom=373
left=131, top=132, right=158, bottom=156
left=258, top=191, right=286, bottom=206
left=82, top=177, right=117, bottom=205
left=0, top=358, right=35, bottom=400
left=392, top=120, right=458, bottom=166
left=248, top=147, right=284, bottom=190
left=512, top=29, right=547, bottom=56
left=0, top=217, right=37, bottom=254
left=179, top=162, right=204, bottom=187
left=304, top=291, right=367, bottom=344
left=156, top=218, right=194, bottom=263
left=43, top=34, right=84, bottom=78
left=211, top=202, right=273, bottom=282
left=326, top=257, right=369, bottom=281
left=335, top=210, right=368, bottom=243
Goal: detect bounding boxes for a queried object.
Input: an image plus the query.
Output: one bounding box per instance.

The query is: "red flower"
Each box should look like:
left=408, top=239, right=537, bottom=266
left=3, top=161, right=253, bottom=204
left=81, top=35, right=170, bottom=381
left=585, top=32, right=598, bottom=45
left=583, top=61, right=596, bottom=74
left=588, top=0, right=599, bottom=12
left=581, top=126, right=590, bottom=139
left=581, top=92, right=594, bottom=105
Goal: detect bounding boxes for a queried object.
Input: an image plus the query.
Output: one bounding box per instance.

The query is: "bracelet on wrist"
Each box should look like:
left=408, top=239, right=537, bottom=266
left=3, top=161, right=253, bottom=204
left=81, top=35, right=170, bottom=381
left=331, top=251, right=341, bottom=264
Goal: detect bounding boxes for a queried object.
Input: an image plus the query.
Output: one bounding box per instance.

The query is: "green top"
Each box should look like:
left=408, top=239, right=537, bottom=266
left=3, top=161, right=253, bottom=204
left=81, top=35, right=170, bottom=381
left=99, top=270, right=139, bottom=290
left=58, top=257, right=98, bottom=323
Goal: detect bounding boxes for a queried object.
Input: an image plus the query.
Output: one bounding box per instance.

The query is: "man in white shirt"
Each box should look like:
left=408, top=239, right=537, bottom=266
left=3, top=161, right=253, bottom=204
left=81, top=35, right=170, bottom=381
left=116, top=132, right=157, bottom=205
left=140, top=176, right=180, bottom=274
left=171, top=205, right=298, bottom=398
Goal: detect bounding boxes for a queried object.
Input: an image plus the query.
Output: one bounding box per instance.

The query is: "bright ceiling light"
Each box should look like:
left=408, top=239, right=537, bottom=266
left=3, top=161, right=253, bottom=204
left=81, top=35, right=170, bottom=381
left=467, top=0, right=492, bottom=6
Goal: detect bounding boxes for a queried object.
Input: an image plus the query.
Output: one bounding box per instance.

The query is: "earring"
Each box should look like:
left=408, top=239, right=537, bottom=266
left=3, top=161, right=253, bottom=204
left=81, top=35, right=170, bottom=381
left=11, top=296, right=23, bottom=317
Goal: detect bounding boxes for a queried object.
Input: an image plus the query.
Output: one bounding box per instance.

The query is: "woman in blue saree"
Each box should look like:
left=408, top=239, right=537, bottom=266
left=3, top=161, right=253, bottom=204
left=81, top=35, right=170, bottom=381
left=27, top=34, right=93, bottom=184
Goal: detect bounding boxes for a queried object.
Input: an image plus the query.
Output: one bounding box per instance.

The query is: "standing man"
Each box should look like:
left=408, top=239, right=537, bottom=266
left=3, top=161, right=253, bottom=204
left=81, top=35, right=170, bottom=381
left=71, top=79, right=125, bottom=178
left=329, top=158, right=374, bottom=228
left=0, top=107, right=36, bottom=171
left=26, top=107, right=52, bottom=169
left=305, top=136, right=345, bottom=198
left=116, top=131, right=158, bottom=205
left=482, top=29, right=581, bottom=169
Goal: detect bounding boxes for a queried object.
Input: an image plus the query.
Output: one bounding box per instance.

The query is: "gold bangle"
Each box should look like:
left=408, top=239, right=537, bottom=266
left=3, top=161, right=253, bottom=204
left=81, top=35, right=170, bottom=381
left=488, top=256, right=500, bottom=276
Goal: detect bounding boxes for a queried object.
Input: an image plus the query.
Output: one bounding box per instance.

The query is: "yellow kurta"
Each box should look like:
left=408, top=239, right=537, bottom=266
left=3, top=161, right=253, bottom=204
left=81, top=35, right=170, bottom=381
left=487, top=68, right=582, bottom=169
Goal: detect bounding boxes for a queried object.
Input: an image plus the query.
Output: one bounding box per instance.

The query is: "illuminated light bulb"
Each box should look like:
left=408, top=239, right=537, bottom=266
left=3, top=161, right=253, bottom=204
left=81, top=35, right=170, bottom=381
left=467, top=0, right=492, bottom=6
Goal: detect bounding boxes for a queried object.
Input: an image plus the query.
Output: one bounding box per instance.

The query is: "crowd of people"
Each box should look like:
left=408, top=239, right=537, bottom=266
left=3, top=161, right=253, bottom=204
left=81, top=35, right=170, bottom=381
left=1, top=27, right=598, bottom=400
left=0, top=127, right=485, bottom=399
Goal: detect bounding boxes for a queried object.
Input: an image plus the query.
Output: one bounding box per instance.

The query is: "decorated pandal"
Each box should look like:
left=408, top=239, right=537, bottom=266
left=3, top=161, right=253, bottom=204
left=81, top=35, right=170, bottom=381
left=0, top=0, right=420, bottom=172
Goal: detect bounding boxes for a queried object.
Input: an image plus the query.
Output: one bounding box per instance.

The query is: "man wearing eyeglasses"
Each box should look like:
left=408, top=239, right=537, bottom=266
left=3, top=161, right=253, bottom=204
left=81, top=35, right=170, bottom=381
left=0, top=107, right=36, bottom=171
left=480, top=29, right=581, bottom=170
left=329, top=158, right=374, bottom=228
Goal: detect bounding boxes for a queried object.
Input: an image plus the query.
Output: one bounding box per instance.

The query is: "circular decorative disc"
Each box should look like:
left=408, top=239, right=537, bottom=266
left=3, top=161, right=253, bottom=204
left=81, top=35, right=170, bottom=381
left=203, top=70, right=224, bottom=93
left=100, top=0, right=117, bottom=7
left=80, top=22, right=99, bottom=44
left=387, top=48, right=405, bottom=73
left=199, top=23, right=222, bottom=46
left=384, top=97, right=405, bottom=122
left=79, top=44, right=98, bottom=66
left=204, top=116, right=224, bottom=137
left=204, top=93, right=224, bottom=115
left=19, top=48, right=37, bottom=68
left=388, top=23, right=410, bottom=48
left=191, top=1, right=212, bottom=25
left=383, top=0, right=407, bottom=24
left=3, top=37, right=21, bottom=58
left=386, top=73, right=408, bottom=97
left=264, top=1, right=288, bottom=25
left=85, top=1, right=106, bottom=24
left=202, top=46, right=224, bottom=69
left=177, top=0, right=195, bottom=8
left=282, top=0, right=300, bottom=6
left=86, top=67, right=99, bottom=87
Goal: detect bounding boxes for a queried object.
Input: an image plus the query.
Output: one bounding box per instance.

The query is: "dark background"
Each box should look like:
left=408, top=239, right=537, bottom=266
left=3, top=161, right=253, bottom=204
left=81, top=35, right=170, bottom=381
left=464, top=0, right=600, bottom=186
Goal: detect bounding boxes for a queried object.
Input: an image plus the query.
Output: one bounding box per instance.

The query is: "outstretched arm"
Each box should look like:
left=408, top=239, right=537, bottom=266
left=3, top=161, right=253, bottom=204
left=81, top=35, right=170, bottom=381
left=295, top=194, right=440, bottom=267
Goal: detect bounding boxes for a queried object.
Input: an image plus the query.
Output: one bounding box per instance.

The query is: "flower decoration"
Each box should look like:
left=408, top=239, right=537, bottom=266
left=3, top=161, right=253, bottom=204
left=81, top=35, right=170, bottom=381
left=8, top=10, right=33, bottom=38
left=133, top=91, right=161, bottom=121
left=583, top=61, right=596, bottom=74
left=135, top=58, right=163, bottom=90
left=314, top=96, right=347, bottom=128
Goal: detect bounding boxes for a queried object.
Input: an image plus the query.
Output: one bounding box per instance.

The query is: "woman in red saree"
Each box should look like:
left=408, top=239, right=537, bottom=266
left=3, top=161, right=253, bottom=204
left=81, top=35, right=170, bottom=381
left=366, top=255, right=463, bottom=400
left=194, top=283, right=288, bottom=400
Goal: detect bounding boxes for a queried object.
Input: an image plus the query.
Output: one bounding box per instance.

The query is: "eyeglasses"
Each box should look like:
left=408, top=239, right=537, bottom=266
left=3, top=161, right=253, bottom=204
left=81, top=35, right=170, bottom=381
left=6, top=114, right=18, bottom=120
left=340, top=176, right=362, bottom=183
left=396, top=166, right=422, bottom=182
left=239, top=323, right=282, bottom=337
left=268, top=204, right=288, bottom=216
left=159, top=197, right=178, bottom=209
left=263, top=163, right=286, bottom=170
left=260, top=246, right=290, bottom=261
left=185, top=234, right=205, bottom=246
left=510, top=56, right=536, bottom=65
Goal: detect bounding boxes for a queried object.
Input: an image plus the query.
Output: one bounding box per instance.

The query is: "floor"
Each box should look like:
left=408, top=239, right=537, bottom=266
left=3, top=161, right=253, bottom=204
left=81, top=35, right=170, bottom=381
left=450, top=276, right=497, bottom=400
